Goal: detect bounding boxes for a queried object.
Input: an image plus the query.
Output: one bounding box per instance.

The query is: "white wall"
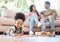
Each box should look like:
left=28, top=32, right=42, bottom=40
left=35, top=0, right=58, bottom=12
left=57, top=0, right=60, bottom=16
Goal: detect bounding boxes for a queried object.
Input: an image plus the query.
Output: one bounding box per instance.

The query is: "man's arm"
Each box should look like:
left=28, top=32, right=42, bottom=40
left=52, top=10, right=57, bottom=19
left=40, top=11, right=45, bottom=18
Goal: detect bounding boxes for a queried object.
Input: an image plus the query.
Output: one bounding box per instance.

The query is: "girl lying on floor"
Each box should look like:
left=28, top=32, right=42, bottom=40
left=6, top=12, right=25, bottom=36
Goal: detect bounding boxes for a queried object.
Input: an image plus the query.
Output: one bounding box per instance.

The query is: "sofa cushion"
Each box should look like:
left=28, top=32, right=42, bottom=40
left=32, top=27, right=60, bottom=32
left=0, top=26, right=12, bottom=32
left=1, top=9, right=17, bottom=18
left=24, top=20, right=60, bottom=28
left=0, top=18, right=15, bottom=26
left=1, top=9, right=29, bottom=19
left=46, top=20, right=60, bottom=27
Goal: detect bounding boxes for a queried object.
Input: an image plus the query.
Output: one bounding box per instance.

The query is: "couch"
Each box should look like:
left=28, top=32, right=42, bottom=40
left=0, top=9, right=60, bottom=34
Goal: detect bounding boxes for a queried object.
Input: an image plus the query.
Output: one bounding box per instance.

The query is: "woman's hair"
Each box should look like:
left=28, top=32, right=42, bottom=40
left=15, top=12, right=25, bottom=21
left=29, top=5, right=39, bottom=16
left=30, top=5, right=34, bottom=12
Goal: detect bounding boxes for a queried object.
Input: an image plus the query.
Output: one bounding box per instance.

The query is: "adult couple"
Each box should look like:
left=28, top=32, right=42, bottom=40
left=27, top=1, right=57, bottom=35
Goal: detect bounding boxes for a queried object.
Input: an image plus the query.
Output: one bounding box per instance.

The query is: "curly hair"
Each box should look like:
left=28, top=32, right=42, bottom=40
left=15, top=12, right=25, bottom=21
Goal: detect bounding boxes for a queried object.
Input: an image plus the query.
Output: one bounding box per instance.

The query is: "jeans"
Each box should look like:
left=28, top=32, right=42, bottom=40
left=40, top=15, right=55, bottom=31
left=26, top=14, right=39, bottom=31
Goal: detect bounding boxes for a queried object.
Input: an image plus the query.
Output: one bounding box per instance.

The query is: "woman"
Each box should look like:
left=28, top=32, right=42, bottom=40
left=26, top=5, right=42, bottom=35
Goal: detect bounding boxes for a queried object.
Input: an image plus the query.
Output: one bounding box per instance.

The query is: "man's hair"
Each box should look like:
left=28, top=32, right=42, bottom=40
left=15, top=12, right=25, bottom=21
left=45, top=1, right=50, bottom=6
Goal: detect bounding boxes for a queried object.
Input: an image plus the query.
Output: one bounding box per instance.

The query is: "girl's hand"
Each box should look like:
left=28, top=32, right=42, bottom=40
left=16, top=32, right=24, bottom=36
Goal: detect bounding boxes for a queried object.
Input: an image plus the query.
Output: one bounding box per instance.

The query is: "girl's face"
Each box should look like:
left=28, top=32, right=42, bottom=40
left=32, top=6, right=36, bottom=12
left=15, top=19, right=23, bottom=29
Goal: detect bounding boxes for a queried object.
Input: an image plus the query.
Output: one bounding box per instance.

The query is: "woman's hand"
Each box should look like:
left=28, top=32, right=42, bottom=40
left=38, top=14, right=44, bottom=19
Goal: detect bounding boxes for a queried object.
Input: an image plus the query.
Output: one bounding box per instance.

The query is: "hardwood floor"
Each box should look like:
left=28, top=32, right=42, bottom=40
left=0, top=32, right=60, bottom=35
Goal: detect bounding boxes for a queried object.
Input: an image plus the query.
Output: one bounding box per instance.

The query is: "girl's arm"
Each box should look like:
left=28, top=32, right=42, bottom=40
left=16, top=32, right=24, bottom=36
left=10, top=29, right=24, bottom=36
left=10, top=29, right=16, bottom=36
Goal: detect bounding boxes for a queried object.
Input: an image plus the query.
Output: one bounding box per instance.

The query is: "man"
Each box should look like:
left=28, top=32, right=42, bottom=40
left=40, top=1, right=57, bottom=34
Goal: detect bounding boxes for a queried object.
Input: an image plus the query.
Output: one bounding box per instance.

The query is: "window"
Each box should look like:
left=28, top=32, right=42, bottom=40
left=35, top=0, right=58, bottom=12
left=0, top=0, right=58, bottom=12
